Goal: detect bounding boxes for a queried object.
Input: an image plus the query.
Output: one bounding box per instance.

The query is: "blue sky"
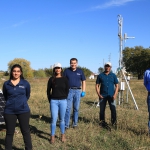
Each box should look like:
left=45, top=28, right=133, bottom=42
left=0, top=0, right=150, bottom=73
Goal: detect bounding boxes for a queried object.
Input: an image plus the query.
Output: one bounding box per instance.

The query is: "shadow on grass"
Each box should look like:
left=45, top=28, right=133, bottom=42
left=84, top=100, right=95, bottom=106
left=78, top=116, right=100, bottom=125
left=30, top=114, right=65, bottom=127
left=78, top=116, right=91, bottom=123
left=30, top=114, right=50, bottom=124
left=82, top=100, right=101, bottom=109
left=0, top=123, right=50, bottom=149
left=0, top=124, right=25, bottom=150
left=126, top=126, right=147, bottom=136
left=0, top=138, right=24, bottom=150
left=29, top=125, right=50, bottom=141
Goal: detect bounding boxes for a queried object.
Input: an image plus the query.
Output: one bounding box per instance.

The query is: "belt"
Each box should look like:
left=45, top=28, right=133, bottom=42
left=70, top=87, right=81, bottom=89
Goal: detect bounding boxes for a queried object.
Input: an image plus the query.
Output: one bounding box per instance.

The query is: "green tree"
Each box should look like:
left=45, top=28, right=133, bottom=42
left=8, top=58, right=33, bottom=78
left=3, top=71, right=9, bottom=76
left=98, top=67, right=104, bottom=74
left=33, top=69, right=46, bottom=78
left=78, top=66, right=92, bottom=77
left=44, top=68, right=53, bottom=77
left=45, top=66, right=92, bottom=78
left=123, top=46, right=150, bottom=79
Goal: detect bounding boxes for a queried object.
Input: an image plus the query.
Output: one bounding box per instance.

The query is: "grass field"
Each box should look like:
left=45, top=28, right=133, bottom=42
left=0, top=78, right=150, bottom=150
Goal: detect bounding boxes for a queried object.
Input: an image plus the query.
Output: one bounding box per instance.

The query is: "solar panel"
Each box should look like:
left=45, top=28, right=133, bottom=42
left=0, top=90, right=5, bottom=124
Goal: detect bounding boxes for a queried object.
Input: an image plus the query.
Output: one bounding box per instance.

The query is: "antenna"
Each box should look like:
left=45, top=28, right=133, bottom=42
left=124, top=33, right=135, bottom=42
left=103, top=59, right=104, bottom=67
left=118, top=15, right=135, bottom=68
left=108, top=53, right=111, bottom=62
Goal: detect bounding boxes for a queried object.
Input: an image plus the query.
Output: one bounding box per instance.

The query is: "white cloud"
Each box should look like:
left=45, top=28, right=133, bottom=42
left=12, top=20, right=28, bottom=27
left=92, top=0, right=136, bottom=10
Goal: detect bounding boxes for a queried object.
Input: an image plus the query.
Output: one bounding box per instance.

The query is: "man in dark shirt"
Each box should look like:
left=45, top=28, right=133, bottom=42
left=95, top=62, right=118, bottom=128
left=64, top=58, right=86, bottom=129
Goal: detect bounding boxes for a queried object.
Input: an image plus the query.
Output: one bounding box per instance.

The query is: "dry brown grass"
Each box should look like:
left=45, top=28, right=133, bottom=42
left=0, top=78, right=150, bottom=150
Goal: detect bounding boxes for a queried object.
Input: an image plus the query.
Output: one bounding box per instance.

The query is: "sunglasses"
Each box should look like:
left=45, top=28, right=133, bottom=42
left=105, top=65, right=110, bottom=67
left=55, top=67, right=61, bottom=69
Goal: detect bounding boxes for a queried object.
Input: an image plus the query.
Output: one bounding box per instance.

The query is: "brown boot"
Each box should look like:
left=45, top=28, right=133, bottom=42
left=50, top=135, right=55, bottom=144
left=61, top=134, right=66, bottom=142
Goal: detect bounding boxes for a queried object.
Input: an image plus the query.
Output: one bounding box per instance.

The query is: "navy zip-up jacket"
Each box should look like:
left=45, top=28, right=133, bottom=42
left=2, top=79, right=30, bottom=114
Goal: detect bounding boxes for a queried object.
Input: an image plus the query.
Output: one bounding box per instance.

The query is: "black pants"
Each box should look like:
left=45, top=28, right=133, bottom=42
left=99, top=96, right=116, bottom=124
left=4, top=111, right=32, bottom=150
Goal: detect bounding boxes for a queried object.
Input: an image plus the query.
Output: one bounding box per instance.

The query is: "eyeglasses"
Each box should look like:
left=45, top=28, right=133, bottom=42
left=55, top=67, right=61, bottom=69
left=105, top=65, right=110, bottom=67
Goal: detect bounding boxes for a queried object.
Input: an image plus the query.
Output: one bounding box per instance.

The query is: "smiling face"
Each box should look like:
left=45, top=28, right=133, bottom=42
left=54, top=67, right=62, bottom=75
left=12, top=67, right=22, bottom=80
left=70, top=60, right=77, bottom=71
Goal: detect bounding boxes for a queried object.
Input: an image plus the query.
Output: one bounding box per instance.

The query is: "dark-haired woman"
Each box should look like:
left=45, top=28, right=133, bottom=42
left=2, top=64, right=32, bottom=150
left=47, top=63, right=69, bottom=144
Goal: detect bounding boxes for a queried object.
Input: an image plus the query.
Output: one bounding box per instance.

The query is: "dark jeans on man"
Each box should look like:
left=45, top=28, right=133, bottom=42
left=100, top=96, right=116, bottom=125
left=4, top=111, right=32, bottom=150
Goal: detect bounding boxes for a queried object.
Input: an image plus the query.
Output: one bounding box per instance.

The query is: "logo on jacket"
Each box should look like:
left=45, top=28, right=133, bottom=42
left=19, top=85, right=25, bottom=88
left=77, top=73, right=81, bottom=75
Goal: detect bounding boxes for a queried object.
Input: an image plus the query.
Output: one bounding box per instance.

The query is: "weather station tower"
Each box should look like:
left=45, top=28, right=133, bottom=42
left=117, top=14, right=138, bottom=110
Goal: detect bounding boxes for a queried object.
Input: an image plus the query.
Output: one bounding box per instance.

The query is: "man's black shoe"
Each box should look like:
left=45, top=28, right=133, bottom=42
left=99, top=121, right=111, bottom=131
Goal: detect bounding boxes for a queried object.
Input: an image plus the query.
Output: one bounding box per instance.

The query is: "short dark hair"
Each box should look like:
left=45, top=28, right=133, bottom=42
left=10, top=64, right=24, bottom=80
left=70, top=58, right=78, bottom=64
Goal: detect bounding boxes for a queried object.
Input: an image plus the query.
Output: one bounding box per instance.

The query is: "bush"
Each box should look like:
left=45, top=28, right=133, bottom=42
left=33, top=69, right=46, bottom=78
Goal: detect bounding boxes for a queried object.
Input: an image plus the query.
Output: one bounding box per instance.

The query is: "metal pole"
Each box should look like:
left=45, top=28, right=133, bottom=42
left=118, top=15, right=123, bottom=69
left=126, top=81, right=129, bottom=103
left=118, top=15, right=123, bottom=105
left=118, top=91, right=120, bottom=105
left=122, top=69, right=139, bottom=110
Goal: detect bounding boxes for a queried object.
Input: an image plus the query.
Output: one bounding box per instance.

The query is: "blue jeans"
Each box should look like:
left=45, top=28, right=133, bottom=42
left=100, top=96, right=116, bottom=124
left=50, top=99, right=67, bottom=136
left=65, top=89, right=81, bottom=128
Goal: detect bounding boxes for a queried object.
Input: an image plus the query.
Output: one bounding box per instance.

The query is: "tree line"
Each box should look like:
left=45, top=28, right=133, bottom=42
left=2, top=46, right=150, bottom=80
left=96, top=46, right=150, bottom=79
left=123, top=46, right=150, bottom=79
left=2, top=58, right=92, bottom=78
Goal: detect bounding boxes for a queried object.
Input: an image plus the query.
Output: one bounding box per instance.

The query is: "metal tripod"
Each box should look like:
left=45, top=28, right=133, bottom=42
left=118, top=68, right=139, bottom=110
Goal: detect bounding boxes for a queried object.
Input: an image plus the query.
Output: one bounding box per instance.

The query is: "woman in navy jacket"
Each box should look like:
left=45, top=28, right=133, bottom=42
left=2, top=64, right=32, bottom=150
